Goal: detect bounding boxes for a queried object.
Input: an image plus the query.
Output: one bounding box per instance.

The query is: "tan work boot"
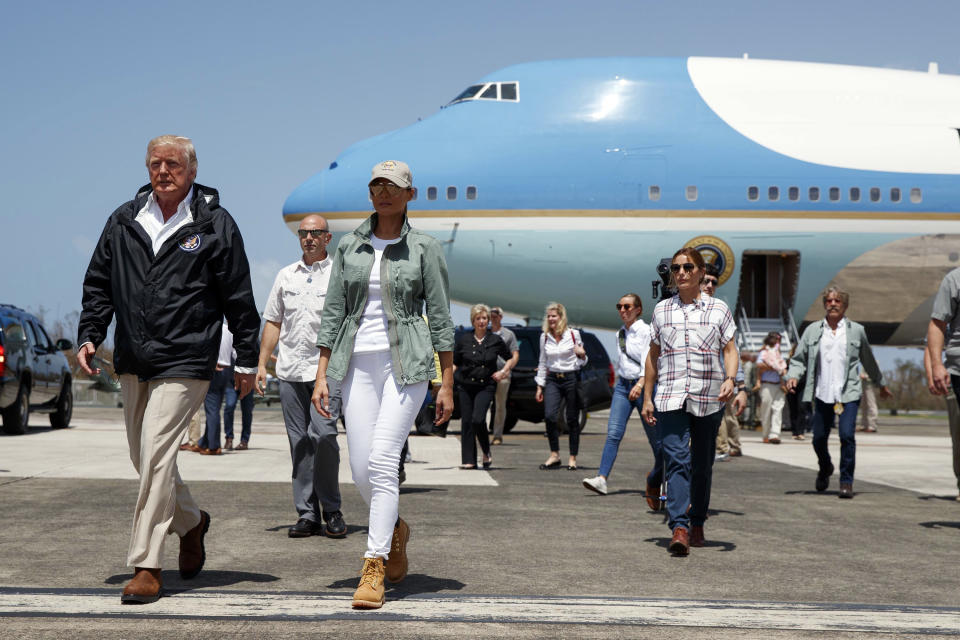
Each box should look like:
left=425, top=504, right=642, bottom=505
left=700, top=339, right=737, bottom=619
left=121, top=567, right=162, bottom=604
left=352, top=557, right=385, bottom=609
left=385, top=517, right=410, bottom=583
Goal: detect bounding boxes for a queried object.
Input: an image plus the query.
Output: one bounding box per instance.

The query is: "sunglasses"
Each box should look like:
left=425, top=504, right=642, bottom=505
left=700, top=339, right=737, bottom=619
left=369, top=183, right=406, bottom=197
left=670, top=263, right=696, bottom=273
left=298, top=229, right=329, bottom=238
left=616, top=303, right=636, bottom=311
left=702, top=278, right=718, bottom=286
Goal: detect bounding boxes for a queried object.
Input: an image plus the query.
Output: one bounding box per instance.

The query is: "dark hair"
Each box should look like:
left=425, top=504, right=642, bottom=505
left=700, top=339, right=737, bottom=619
left=620, top=293, right=642, bottom=314
left=763, top=332, right=782, bottom=347
left=704, top=263, right=721, bottom=278
left=670, top=247, right=705, bottom=286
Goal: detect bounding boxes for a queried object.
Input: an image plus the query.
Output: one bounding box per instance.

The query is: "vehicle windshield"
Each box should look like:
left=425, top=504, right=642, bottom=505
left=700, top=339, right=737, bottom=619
left=448, top=82, right=519, bottom=105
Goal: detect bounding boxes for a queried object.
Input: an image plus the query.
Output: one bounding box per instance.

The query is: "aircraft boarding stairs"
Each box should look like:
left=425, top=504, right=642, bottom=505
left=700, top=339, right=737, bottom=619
left=735, top=307, right=800, bottom=361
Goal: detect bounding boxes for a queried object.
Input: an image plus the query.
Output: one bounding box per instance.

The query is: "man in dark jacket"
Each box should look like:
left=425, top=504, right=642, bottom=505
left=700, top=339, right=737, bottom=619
left=77, top=135, right=260, bottom=604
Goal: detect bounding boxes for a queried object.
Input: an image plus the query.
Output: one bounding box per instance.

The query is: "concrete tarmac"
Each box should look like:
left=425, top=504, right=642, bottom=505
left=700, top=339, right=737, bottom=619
left=1, top=406, right=959, bottom=639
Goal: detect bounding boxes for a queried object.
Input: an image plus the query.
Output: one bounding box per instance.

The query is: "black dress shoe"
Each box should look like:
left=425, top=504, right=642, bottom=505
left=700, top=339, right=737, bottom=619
left=838, top=483, right=854, bottom=499
left=323, top=511, right=347, bottom=538
left=432, top=422, right=449, bottom=438
left=815, top=463, right=835, bottom=492
left=288, top=518, right=323, bottom=538
left=539, top=460, right=561, bottom=470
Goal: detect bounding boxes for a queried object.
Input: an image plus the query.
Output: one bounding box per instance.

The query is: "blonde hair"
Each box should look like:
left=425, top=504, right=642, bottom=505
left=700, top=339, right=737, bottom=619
left=146, top=135, right=197, bottom=170
left=542, top=302, right=569, bottom=337
left=469, top=303, right=490, bottom=324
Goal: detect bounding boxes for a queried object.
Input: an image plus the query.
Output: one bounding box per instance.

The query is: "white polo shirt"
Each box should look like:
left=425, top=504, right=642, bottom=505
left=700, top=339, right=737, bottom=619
left=262, top=256, right=332, bottom=382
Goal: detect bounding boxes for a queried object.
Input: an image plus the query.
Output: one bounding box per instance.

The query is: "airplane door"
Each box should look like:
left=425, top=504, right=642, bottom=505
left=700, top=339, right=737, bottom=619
left=737, top=251, right=800, bottom=319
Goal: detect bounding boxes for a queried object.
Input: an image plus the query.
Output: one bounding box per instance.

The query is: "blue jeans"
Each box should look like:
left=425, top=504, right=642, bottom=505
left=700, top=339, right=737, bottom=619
left=200, top=366, right=233, bottom=449
left=658, top=408, right=723, bottom=531
left=598, top=378, right=661, bottom=487
left=811, top=399, right=859, bottom=483
left=224, top=383, right=253, bottom=443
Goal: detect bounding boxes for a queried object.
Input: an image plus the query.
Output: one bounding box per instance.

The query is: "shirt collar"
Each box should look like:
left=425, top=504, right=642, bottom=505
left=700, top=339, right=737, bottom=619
left=672, top=294, right=706, bottom=310
left=144, top=186, right=194, bottom=222
left=297, top=255, right=331, bottom=272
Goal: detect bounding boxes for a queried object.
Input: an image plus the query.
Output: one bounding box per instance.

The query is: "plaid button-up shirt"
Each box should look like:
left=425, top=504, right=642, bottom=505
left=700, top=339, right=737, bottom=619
left=650, top=294, right=736, bottom=416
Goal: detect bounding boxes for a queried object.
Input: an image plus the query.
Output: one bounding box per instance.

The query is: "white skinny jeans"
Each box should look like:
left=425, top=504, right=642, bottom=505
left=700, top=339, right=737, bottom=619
left=342, top=350, right=427, bottom=559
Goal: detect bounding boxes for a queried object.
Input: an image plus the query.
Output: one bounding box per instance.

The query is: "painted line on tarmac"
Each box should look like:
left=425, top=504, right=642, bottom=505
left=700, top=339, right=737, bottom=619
left=1, top=588, right=959, bottom=634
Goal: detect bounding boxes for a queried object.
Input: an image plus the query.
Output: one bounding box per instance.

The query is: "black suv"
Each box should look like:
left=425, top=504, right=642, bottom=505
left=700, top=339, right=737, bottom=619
left=449, top=324, right=613, bottom=433
left=0, top=305, right=74, bottom=434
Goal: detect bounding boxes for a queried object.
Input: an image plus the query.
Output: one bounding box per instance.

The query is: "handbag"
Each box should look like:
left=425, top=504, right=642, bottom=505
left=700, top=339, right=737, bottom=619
left=570, top=330, right=613, bottom=410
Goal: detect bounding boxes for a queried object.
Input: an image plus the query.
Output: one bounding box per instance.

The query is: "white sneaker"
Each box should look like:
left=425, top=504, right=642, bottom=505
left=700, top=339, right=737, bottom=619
left=715, top=452, right=730, bottom=461
left=582, top=476, right=607, bottom=495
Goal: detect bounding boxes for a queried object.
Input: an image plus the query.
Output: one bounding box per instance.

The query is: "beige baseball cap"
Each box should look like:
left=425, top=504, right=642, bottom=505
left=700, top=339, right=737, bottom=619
left=369, top=160, right=412, bottom=189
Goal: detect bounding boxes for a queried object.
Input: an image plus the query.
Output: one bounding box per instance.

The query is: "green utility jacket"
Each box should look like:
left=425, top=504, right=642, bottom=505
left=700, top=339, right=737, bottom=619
left=786, top=318, right=885, bottom=404
left=317, top=213, right=454, bottom=386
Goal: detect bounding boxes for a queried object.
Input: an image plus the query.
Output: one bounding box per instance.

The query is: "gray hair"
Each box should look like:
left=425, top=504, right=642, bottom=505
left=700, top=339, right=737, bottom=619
left=822, top=285, right=850, bottom=307
left=146, top=135, right=197, bottom=170
left=469, top=303, right=491, bottom=324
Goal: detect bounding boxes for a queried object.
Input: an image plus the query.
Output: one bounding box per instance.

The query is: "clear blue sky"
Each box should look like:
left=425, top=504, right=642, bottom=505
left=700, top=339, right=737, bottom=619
left=2, top=0, right=949, bottom=371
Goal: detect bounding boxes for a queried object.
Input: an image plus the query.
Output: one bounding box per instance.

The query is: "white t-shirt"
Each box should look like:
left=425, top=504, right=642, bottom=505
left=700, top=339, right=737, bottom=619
left=353, top=234, right=402, bottom=354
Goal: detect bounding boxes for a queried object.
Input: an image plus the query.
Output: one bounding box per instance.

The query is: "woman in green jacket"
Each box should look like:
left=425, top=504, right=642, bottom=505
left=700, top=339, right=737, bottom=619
left=312, top=161, right=454, bottom=609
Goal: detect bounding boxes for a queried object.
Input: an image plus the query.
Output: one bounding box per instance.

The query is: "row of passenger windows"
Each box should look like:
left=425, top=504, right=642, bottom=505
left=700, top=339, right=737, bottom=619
left=369, top=186, right=479, bottom=202
left=643, top=185, right=923, bottom=203
left=747, top=185, right=922, bottom=203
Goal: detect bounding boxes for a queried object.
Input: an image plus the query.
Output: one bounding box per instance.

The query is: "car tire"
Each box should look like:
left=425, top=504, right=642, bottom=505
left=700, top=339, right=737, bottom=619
left=1, top=383, right=30, bottom=435
left=502, top=412, right=519, bottom=434
left=50, top=380, right=73, bottom=429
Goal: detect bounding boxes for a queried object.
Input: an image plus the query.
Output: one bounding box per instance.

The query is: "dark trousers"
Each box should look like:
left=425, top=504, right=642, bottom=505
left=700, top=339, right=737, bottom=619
left=658, top=408, right=723, bottom=531
left=543, top=373, right=580, bottom=456
left=223, top=383, right=254, bottom=443
left=200, top=366, right=233, bottom=449
left=811, top=399, right=859, bottom=484
left=459, top=383, right=495, bottom=464
left=786, top=391, right=809, bottom=437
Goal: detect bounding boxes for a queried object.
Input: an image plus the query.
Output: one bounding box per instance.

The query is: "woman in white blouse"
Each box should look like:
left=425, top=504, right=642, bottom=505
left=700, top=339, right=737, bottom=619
left=535, top=302, right=587, bottom=470
left=583, top=294, right=661, bottom=502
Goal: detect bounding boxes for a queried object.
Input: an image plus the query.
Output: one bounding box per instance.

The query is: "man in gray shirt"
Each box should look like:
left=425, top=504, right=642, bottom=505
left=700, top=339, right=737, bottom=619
left=489, top=306, right=519, bottom=445
left=926, top=266, right=960, bottom=501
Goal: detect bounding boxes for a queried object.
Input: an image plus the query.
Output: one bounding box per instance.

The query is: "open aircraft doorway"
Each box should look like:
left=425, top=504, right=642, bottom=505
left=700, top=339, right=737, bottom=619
left=736, top=251, right=801, bottom=353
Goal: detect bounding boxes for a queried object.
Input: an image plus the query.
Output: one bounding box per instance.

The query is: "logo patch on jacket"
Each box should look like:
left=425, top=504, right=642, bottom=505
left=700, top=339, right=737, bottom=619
left=178, top=234, right=202, bottom=252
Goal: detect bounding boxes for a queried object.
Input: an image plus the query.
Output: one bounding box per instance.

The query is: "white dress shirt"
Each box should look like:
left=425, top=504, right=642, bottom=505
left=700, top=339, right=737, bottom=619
left=535, top=329, right=588, bottom=387
left=617, top=319, right=651, bottom=380
left=217, top=322, right=235, bottom=367
left=815, top=319, right=847, bottom=404
left=135, top=187, right=194, bottom=255
left=262, top=256, right=332, bottom=382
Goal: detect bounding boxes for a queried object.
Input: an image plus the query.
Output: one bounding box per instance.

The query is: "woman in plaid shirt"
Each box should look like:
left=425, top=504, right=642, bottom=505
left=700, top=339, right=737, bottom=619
left=642, top=248, right=739, bottom=556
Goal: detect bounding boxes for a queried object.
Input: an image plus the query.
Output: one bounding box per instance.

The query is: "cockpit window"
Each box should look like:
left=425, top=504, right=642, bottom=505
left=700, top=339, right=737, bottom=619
left=452, top=84, right=484, bottom=103
left=448, top=82, right=519, bottom=105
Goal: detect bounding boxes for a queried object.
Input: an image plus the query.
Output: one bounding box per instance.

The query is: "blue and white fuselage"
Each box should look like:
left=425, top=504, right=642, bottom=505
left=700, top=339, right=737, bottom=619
left=283, top=56, right=960, bottom=344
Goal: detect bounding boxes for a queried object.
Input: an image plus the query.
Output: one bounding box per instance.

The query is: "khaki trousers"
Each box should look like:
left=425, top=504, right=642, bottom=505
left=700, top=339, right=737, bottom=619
left=491, top=374, right=511, bottom=439
left=860, top=381, right=878, bottom=430
left=716, top=400, right=742, bottom=454
left=759, top=382, right=785, bottom=439
left=186, top=410, right=202, bottom=446
left=120, top=375, right=209, bottom=568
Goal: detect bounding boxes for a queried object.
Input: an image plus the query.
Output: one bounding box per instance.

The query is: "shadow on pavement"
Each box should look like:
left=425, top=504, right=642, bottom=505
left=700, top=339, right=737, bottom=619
left=326, top=573, right=466, bottom=598
left=644, top=536, right=738, bottom=553
left=918, top=521, right=960, bottom=530
left=105, top=569, right=280, bottom=591
left=263, top=523, right=368, bottom=536
left=917, top=494, right=960, bottom=502
left=399, top=487, right=448, bottom=495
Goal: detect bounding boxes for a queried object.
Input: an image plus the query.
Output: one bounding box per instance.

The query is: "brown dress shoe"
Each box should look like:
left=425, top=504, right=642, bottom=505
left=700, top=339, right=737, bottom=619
left=224, top=438, right=234, bottom=450
left=179, top=511, right=210, bottom=579
left=668, top=527, right=689, bottom=556
left=236, top=441, right=249, bottom=450
left=385, top=518, right=410, bottom=583
left=199, top=447, right=222, bottom=455
left=690, top=525, right=705, bottom=547
left=121, top=567, right=162, bottom=604
left=645, top=483, right=662, bottom=511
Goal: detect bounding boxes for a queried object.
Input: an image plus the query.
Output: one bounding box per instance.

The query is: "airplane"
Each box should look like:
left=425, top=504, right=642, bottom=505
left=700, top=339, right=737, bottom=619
left=281, top=56, right=960, bottom=350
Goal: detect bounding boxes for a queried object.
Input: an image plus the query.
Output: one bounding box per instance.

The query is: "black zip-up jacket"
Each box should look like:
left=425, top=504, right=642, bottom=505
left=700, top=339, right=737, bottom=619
left=78, top=182, right=260, bottom=381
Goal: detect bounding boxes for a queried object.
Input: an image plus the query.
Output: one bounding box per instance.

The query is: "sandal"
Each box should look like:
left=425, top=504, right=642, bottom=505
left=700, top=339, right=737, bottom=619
left=539, top=460, right=561, bottom=470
